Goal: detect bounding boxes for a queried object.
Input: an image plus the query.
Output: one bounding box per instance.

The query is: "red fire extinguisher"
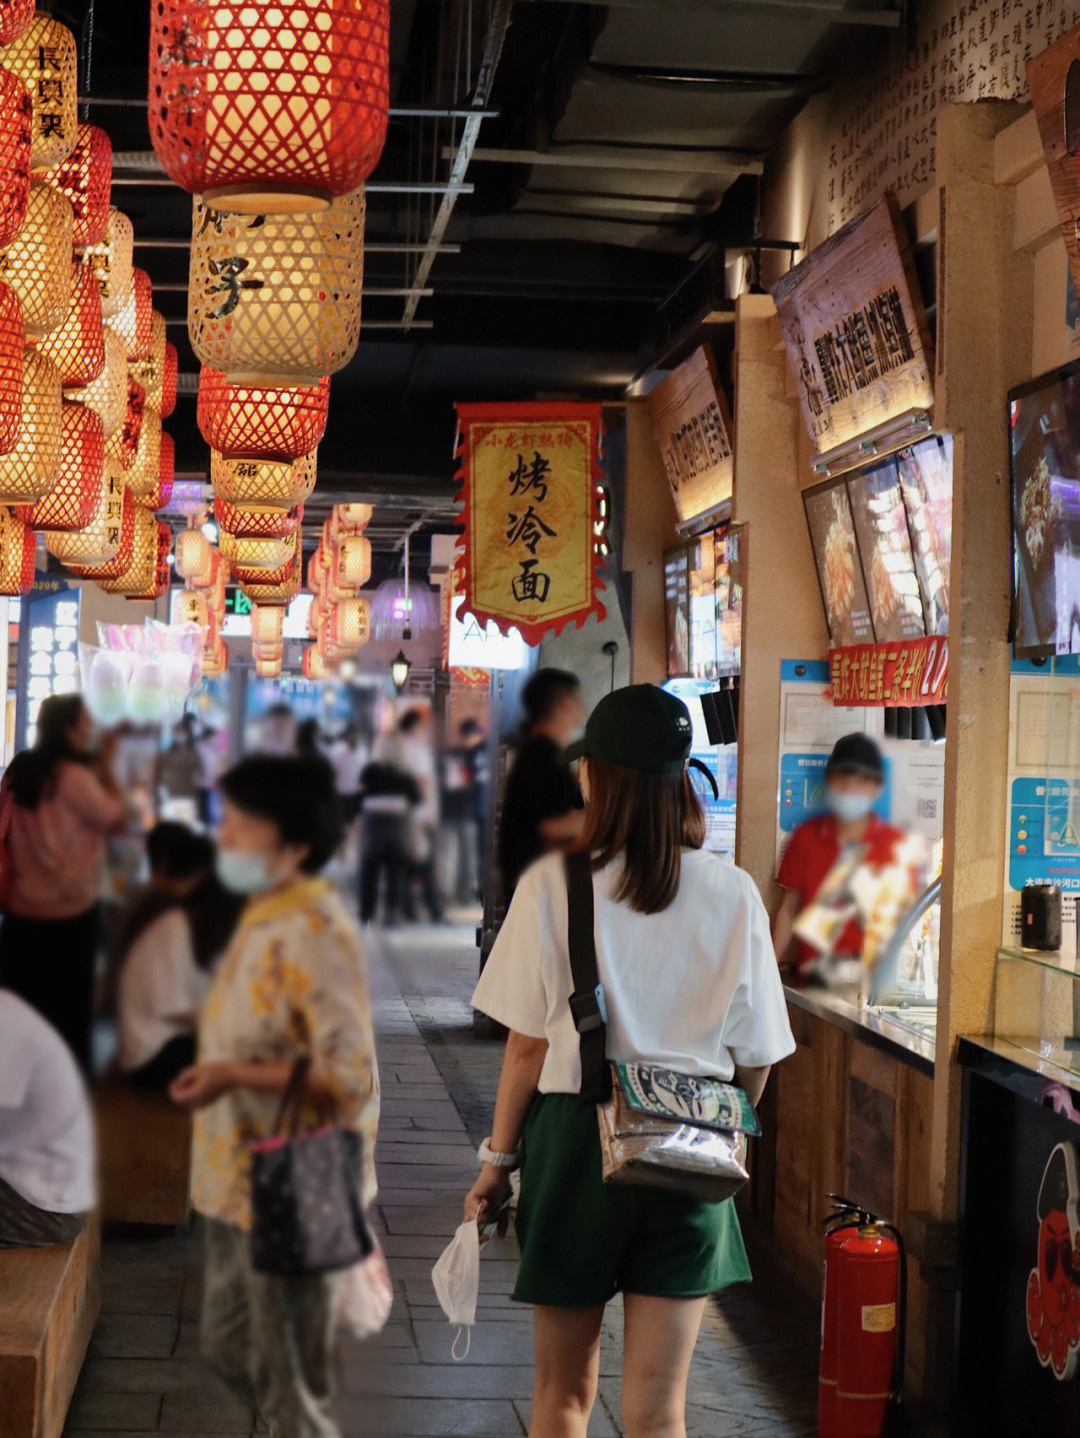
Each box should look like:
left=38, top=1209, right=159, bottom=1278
left=818, top=1198, right=906, bottom=1438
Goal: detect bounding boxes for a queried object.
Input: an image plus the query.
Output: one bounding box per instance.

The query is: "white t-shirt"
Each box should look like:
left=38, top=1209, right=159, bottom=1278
left=118, top=908, right=211, bottom=1073
left=473, top=849, right=796, bottom=1094
left=0, top=991, right=96, bottom=1213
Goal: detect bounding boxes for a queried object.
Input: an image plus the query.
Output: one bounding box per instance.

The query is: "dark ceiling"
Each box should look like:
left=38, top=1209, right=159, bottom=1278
left=46, top=0, right=900, bottom=564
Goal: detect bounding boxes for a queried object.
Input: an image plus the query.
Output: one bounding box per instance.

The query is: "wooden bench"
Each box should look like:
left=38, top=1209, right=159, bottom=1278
left=94, top=1078, right=192, bottom=1228
left=0, top=1215, right=100, bottom=1438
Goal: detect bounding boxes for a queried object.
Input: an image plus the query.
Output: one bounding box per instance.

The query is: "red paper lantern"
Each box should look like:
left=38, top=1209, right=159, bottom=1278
left=149, top=0, right=390, bottom=213
left=35, top=262, right=104, bottom=389
left=107, top=266, right=152, bottom=362
left=45, top=124, right=112, bottom=248
left=17, top=399, right=103, bottom=531
left=160, top=342, right=177, bottom=419
left=215, top=497, right=303, bottom=539
left=0, top=282, right=23, bottom=456
left=0, top=507, right=36, bottom=595
left=0, top=0, right=35, bottom=45
left=198, top=367, right=329, bottom=461
left=0, top=69, right=32, bottom=249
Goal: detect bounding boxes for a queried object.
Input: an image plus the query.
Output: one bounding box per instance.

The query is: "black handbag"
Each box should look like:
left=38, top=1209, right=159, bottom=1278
left=250, top=1056, right=375, bottom=1276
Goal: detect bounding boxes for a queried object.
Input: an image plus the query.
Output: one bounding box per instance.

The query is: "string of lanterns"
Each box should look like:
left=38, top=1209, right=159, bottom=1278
left=303, top=504, right=372, bottom=679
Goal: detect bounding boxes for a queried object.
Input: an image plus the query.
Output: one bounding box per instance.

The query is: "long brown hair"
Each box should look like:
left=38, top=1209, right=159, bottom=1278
left=573, top=756, right=706, bottom=914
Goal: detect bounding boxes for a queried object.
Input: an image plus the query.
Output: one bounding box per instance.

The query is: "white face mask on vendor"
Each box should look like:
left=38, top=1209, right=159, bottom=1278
left=825, top=788, right=877, bottom=824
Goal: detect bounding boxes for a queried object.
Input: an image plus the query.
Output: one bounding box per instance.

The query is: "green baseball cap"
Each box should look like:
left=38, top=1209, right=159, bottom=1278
left=563, top=684, right=694, bottom=776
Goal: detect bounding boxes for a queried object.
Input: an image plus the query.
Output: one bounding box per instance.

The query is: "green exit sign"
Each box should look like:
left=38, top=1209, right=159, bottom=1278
left=225, top=587, right=252, bottom=617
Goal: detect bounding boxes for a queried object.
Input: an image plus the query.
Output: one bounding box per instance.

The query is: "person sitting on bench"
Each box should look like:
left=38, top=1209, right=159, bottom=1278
left=0, top=989, right=95, bottom=1247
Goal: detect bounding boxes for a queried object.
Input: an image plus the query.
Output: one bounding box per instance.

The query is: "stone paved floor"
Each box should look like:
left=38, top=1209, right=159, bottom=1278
left=64, top=922, right=819, bottom=1438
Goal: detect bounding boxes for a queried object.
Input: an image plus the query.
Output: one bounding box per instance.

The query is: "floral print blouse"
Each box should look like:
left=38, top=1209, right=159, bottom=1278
left=191, top=877, right=380, bottom=1231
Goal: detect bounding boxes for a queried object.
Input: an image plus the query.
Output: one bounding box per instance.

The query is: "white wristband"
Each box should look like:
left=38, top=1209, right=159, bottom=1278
left=478, top=1138, right=519, bottom=1171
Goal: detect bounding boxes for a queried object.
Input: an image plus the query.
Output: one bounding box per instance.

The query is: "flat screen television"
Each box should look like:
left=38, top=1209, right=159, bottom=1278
left=847, top=461, right=926, bottom=642
left=1009, top=361, right=1080, bottom=657
left=897, top=435, right=952, bottom=636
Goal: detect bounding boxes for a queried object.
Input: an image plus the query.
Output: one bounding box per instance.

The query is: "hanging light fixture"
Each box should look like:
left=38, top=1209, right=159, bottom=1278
left=66, top=326, right=126, bottom=437
left=159, top=342, right=178, bottom=419
left=78, top=207, right=133, bottom=320
left=211, top=448, right=318, bottom=508
left=0, top=182, right=74, bottom=336
left=0, top=69, right=32, bottom=249
left=106, top=266, right=153, bottom=362
left=335, top=533, right=371, bottom=588
left=255, top=654, right=283, bottom=679
left=251, top=603, right=285, bottom=645
left=214, top=497, right=302, bottom=540
left=239, top=557, right=301, bottom=607
left=2, top=13, right=78, bottom=170
left=34, top=261, right=105, bottom=389
left=104, top=375, right=146, bottom=471
left=390, top=649, right=410, bottom=692
left=303, top=645, right=331, bottom=680
left=46, top=124, right=112, bottom=247
left=149, top=0, right=389, bottom=213
left=331, top=502, right=373, bottom=535
left=188, top=190, right=364, bottom=384
left=176, top=588, right=208, bottom=628
left=16, top=398, right=103, bottom=531
left=99, top=503, right=158, bottom=595
left=0, top=507, right=36, bottom=595
left=175, top=523, right=212, bottom=584
left=198, top=366, right=329, bottom=461
left=391, top=529, right=414, bottom=691
left=51, top=472, right=134, bottom=572
left=0, top=349, right=61, bottom=504
left=0, top=282, right=23, bottom=456
left=123, top=405, right=162, bottom=501
left=148, top=430, right=175, bottom=511
left=329, top=597, right=370, bottom=650
left=219, top=529, right=297, bottom=574
left=0, top=0, right=35, bottom=45
left=129, top=310, right=167, bottom=410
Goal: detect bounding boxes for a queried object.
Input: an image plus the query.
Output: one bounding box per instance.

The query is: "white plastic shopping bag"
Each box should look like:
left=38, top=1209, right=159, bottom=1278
left=431, top=1219, right=481, bottom=1359
left=335, top=1245, right=395, bottom=1342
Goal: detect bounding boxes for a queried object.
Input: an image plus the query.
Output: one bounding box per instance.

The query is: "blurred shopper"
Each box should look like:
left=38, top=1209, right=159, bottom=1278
left=171, top=754, right=379, bottom=1438
left=327, top=723, right=367, bottom=825
left=498, top=669, right=586, bottom=898
left=0, top=695, right=127, bottom=1074
left=117, top=824, right=244, bottom=1089
left=0, top=989, right=95, bottom=1247
left=375, top=708, right=442, bottom=922
left=259, top=702, right=297, bottom=757
left=296, top=716, right=323, bottom=761
left=440, top=718, right=485, bottom=906
left=157, top=714, right=202, bottom=821
left=772, top=733, right=903, bottom=980
left=195, top=722, right=226, bottom=828
left=358, top=758, right=417, bottom=926
left=468, top=686, right=795, bottom=1438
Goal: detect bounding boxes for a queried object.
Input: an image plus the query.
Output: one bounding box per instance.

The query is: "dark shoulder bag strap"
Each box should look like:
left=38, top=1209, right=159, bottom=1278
left=564, top=851, right=612, bottom=1104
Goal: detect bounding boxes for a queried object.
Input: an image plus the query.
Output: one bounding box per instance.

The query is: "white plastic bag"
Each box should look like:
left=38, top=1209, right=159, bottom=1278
left=334, top=1246, right=394, bottom=1342
left=431, top=1219, right=480, bottom=1359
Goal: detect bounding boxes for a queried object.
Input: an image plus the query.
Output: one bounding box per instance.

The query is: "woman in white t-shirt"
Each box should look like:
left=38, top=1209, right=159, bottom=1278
left=467, top=685, right=795, bottom=1438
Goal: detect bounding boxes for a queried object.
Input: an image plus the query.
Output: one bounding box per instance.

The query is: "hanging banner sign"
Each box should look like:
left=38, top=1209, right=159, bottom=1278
left=454, top=402, right=605, bottom=644
left=829, top=634, right=948, bottom=707
left=1028, top=29, right=1080, bottom=308
left=647, top=346, right=733, bottom=526
left=772, top=195, right=935, bottom=460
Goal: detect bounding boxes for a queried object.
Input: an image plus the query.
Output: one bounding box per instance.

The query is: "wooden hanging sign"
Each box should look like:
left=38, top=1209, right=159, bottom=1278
left=1028, top=27, right=1080, bottom=306
left=647, top=346, right=734, bottom=526
left=772, top=195, right=935, bottom=459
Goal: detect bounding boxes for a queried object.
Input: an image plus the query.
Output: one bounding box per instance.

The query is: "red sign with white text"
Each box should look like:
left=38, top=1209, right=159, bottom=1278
left=829, top=635, right=948, bottom=707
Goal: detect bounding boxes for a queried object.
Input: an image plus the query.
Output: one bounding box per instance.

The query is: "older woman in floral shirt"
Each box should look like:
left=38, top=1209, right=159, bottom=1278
left=171, top=754, right=380, bottom=1438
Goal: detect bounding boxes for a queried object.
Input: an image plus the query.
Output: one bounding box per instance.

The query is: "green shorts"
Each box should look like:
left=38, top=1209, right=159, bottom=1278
left=513, top=1093, right=752, bottom=1308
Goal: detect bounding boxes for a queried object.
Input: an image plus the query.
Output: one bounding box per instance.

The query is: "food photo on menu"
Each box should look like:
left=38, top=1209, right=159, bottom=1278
left=803, top=482, right=876, bottom=647
left=847, top=461, right=927, bottom=643
left=897, top=436, right=952, bottom=636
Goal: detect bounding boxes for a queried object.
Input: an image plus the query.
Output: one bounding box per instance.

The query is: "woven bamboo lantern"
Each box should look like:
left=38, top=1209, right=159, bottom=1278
left=219, top=529, right=296, bottom=573
left=329, top=596, right=370, bottom=650
left=160, top=342, right=177, bottom=419
left=0, top=0, right=35, bottom=44
left=46, top=124, right=112, bottom=247
left=211, top=448, right=317, bottom=508
left=129, top=310, right=167, bottom=409
left=107, top=267, right=153, bottom=363
left=251, top=603, right=284, bottom=645
left=252, top=636, right=284, bottom=661
left=35, top=262, right=105, bottom=388
left=331, top=502, right=373, bottom=535
left=198, top=367, right=329, bottom=461
left=0, top=349, right=61, bottom=503
left=100, top=503, right=157, bottom=594
left=302, top=645, right=331, bottom=680
left=149, top=0, right=389, bottom=213
left=175, top=525, right=211, bottom=584
left=16, top=399, right=103, bottom=531
left=124, top=405, right=162, bottom=501
left=147, top=430, right=175, bottom=511
left=0, top=182, right=73, bottom=336
left=0, top=282, right=23, bottom=456
left=0, top=507, right=36, bottom=595
left=104, top=375, right=146, bottom=471
left=50, top=469, right=133, bottom=570
left=79, top=207, right=133, bottom=320
left=215, top=497, right=302, bottom=539
left=0, top=68, right=32, bottom=248
left=189, top=191, right=364, bottom=384
left=202, top=636, right=228, bottom=677
left=336, top=533, right=371, bottom=588
left=67, top=325, right=126, bottom=438
left=176, top=588, right=208, bottom=629
left=239, top=558, right=300, bottom=606
left=3, top=14, right=78, bottom=170
left=254, top=653, right=283, bottom=679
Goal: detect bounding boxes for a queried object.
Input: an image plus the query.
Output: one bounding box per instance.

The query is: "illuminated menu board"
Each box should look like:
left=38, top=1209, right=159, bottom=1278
left=847, top=461, right=926, bottom=642
left=23, top=588, right=80, bottom=743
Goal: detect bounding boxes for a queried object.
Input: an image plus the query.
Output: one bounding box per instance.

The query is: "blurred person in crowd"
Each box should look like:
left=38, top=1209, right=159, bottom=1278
left=327, top=723, right=367, bottom=825
left=771, top=733, right=904, bottom=980
left=375, top=707, right=442, bottom=922
left=157, top=714, right=202, bottom=820
left=0, top=989, right=95, bottom=1247
left=171, top=754, right=379, bottom=1438
left=195, top=722, right=226, bottom=827
left=440, top=718, right=486, bottom=907
left=259, top=702, right=297, bottom=757
left=295, top=716, right=323, bottom=761
left=358, top=757, right=418, bottom=925
left=0, top=695, right=127, bottom=1074
left=499, top=668, right=586, bottom=898
left=117, top=823, right=244, bottom=1089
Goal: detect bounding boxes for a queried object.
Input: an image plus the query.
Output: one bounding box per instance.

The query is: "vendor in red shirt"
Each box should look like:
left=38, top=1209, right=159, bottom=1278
left=772, top=733, right=903, bottom=978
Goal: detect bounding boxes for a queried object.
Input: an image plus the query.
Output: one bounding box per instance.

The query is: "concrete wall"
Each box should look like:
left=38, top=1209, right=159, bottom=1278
left=622, top=398, right=680, bottom=686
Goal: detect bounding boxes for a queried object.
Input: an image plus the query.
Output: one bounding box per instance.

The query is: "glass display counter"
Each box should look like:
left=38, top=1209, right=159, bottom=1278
left=993, top=944, right=1080, bottom=1079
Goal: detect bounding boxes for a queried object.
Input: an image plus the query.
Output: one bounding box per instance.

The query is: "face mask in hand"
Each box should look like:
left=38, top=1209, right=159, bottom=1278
left=825, top=788, right=877, bottom=825
left=215, top=847, right=277, bottom=896
left=431, top=1218, right=480, bottom=1360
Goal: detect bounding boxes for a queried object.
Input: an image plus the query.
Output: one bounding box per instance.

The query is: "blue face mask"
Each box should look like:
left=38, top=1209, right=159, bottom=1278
left=826, top=788, right=877, bottom=825
left=215, top=847, right=277, bottom=896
